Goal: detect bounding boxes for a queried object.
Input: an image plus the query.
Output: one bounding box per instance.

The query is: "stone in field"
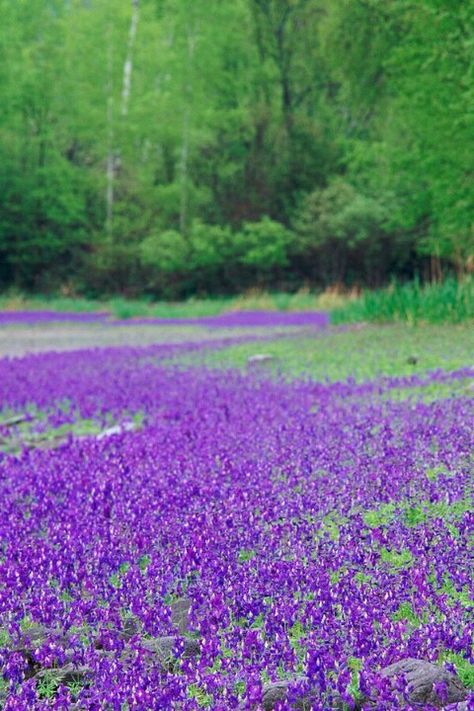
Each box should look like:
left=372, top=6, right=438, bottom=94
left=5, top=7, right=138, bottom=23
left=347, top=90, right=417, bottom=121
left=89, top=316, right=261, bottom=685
left=120, top=616, right=141, bottom=640
left=96, top=421, right=136, bottom=440
left=0, top=413, right=29, bottom=428
left=34, top=662, right=90, bottom=686
left=170, top=597, right=192, bottom=634
left=261, top=680, right=293, bottom=709
left=380, top=658, right=467, bottom=708
left=142, top=635, right=200, bottom=668
left=246, top=677, right=340, bottom=710
left=13, top=624, right=72, bottom=678
left=247, top=354, right=275, bottom=366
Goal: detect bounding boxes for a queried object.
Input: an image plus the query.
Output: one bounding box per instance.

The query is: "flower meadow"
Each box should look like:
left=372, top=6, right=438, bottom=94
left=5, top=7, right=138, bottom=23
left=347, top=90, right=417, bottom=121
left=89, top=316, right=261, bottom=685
left=0, top=318, right=472, bottom=710
left=0, top=311, right=329, bottom=329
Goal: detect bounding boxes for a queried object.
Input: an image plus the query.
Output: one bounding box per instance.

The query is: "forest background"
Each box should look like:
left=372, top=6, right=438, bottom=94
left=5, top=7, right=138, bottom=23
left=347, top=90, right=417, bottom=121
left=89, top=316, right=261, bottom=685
left=0, top=0, right=472, bottom=299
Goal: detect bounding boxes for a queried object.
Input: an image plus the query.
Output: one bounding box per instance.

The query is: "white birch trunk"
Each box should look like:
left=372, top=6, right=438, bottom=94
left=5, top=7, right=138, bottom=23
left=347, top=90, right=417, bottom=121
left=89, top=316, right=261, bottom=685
left=179, top=107, right=190, bottom=235
left=106, top=1, right=139, bottom=236
left=106, top=32, right=114, bottom=237
left=179, top=28, right=195, bottom=235
left=121, top=0, right=139, bottom=117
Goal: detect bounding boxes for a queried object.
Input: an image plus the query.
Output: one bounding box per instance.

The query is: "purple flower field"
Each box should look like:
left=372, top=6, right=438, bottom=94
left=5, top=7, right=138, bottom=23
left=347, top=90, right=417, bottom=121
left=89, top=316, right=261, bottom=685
left=0, top=313, right=109, bottom=325
left=0, top=319, right=472, bottom=709
left=0, top=311, right=328, bottom=329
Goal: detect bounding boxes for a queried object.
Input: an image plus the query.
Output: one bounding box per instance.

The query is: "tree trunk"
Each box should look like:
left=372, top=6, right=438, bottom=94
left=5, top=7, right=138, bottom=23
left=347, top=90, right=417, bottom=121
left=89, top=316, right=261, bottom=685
left=179, top=26, right=195, bottom=235
left=106, top=31, right=114, bottom=237
left=121, top=0, right=139, bottom=118
left=106, top=0, right=139, bottom=237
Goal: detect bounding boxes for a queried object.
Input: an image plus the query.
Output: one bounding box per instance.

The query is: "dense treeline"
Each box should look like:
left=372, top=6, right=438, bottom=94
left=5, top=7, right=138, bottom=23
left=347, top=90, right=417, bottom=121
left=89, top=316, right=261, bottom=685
left=0, top=0, right=472, bottom=297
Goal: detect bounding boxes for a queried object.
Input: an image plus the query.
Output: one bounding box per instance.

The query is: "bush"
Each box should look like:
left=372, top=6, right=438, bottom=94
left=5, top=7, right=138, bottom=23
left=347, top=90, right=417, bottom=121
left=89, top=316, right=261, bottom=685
left=235, top=217, right=293, bottom=272
left=294, top=179, right=396, bottom=285
left=332, top=278, right=474, bottom=325
left=140, top=230, right=190, bottom=274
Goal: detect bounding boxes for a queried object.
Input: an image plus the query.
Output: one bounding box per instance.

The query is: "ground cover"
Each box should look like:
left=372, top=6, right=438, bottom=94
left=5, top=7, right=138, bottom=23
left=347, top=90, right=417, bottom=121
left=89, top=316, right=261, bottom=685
left=0, top=292, right=346, bottom=322
left=171, top=324, right=474, bottom=383
left=332, top=280, right=473, bottom=326
left=0, top=317, right=472, bottom=709
left=1, top=278, right=472, bottom=326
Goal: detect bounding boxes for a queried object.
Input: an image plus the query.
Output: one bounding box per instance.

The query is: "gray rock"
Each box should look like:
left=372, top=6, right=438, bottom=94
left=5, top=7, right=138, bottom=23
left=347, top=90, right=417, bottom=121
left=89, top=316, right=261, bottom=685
left=120, top=616, right=141, bottom=641
left=381, top=658, right=467, bottom=708
left=141, top=635, right=200, bottom=669
left=257, top=677, right=335, bottom=710
left=247, top=354, right=275, bottom=366
left=0, top=414, right=29, bottom=427
left=34, top=662, right=90, bottom=685
left=170, top=597, right=192, bottom=634
left=96, top=422, right=136, bottom=440
left=261, top=680, right=291, bottom=709
left=13, top=625, right=77, bottom=679
left=18, top=623, right=52, bottom=644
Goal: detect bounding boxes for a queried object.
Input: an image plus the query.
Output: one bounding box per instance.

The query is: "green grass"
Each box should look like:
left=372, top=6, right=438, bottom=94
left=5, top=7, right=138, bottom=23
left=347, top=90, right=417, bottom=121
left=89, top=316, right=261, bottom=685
left=1, top=279, right=472, bottom=324
left=0, top=289, right=349, bottom=320
left=332, top=278, right=474, bottom=325
left=171, top=323, right=474, bottom=383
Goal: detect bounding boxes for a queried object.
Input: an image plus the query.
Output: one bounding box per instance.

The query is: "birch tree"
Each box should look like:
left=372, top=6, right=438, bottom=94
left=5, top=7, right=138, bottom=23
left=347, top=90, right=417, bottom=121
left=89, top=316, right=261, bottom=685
left=106, top=0, right=140, bottom=237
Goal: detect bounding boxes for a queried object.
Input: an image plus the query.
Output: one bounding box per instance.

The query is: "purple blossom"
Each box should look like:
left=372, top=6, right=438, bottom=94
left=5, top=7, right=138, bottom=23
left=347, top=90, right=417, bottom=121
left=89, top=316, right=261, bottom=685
left=0, top=324, right=471, bottom=707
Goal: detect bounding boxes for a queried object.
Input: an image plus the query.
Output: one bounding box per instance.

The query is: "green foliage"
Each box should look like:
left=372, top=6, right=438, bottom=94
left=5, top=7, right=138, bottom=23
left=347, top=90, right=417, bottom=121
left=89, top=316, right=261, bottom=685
left=138, top=554, right=152, bottom=573
left=237, top=218, right=293, bottom=271
left=0, top=629, right=10, bottom=647
left=294, top=179, right=394, bottom=284
left=363, top=504, right=396, bottom=529
left=379, top=547, right=413, bottom=571
left=187, top=683, right=213, bottom=707
left=175, top=323, right=474, bottom=383
left=438, top=652, right=474, bottom=690
left=391, top=602, right=421, bottom=627
left=140, top=231, right=189, bottom=274
left=333, top=279, right=474, bottom=325
left=238, top=549, right=256, bottom=563
left=36, top=671, right=61, bottom=700
left=0, top=0, right=472, bottom=296
left=109, top=561, right=130, bottom=589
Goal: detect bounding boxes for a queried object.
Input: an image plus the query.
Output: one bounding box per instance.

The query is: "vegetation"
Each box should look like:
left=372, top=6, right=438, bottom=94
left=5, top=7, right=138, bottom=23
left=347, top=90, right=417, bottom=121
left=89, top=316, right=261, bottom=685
left=0, top=288, right=350, bottom=320
left=0, top=1, right=472, bottom=297
left=332, top=278, right=474, bottom=325
left=0, top=323, right=472, bottom=707
left=2, top=278, right=473, bottom=325
left=174, top=323, right=474, bottom=383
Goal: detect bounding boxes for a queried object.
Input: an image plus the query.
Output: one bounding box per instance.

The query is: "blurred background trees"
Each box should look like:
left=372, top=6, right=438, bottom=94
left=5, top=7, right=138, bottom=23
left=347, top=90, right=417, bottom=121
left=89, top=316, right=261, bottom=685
left=0, top=0, right=472, bottom=297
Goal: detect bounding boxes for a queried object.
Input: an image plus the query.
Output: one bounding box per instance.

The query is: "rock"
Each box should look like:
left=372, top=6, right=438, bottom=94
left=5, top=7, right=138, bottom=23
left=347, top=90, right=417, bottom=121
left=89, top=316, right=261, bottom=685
left=141, top=635, right=200, bottom=669
left=18, top=623, right=52, bottom=644
left=247, top=354, right=275, bottom=366
left=96, top=422, right=136, bottom=440
left=34, top=662, right=90, bottom=685
left=170, top=597, right=192, bottom=634
left=120, top=616, right=141, bottom=641
left=261, top=680, right=291, bottom=709
left=253, top=677, right=337, bottom=711
left=406, top=356, right=419, bottom=365
left=13, top=625, right=73, bottom=679
left=0, top=413, right=29, bottom=428
left=381, top=658, right=467, bottom=708
left=24, top=435, right=68, bottom=451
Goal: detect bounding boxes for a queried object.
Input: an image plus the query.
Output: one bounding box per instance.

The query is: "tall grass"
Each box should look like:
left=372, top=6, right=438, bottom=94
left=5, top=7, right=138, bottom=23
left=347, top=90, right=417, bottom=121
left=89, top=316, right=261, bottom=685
left=0, top=288, right=350, bottom=319
left=1, top=280, right=471, bottom=323
left=331, top=278, right=474, bottom=325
